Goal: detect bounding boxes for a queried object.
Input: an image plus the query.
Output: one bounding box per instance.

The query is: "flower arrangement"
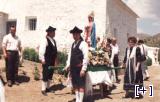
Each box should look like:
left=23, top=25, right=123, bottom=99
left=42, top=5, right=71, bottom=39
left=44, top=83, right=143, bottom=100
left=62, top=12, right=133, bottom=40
left=88, top=48, right=110, bottom=66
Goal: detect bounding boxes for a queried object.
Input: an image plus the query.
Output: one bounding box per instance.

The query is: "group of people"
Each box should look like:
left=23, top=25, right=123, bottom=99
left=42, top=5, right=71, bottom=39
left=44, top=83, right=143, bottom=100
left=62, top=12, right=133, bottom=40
left=0, top=14, right=150, bottom=102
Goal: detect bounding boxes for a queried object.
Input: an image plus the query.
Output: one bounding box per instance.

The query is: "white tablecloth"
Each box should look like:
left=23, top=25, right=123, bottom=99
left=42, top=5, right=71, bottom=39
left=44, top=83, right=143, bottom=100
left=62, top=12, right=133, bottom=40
left=85, top=71, right=113, bottom=96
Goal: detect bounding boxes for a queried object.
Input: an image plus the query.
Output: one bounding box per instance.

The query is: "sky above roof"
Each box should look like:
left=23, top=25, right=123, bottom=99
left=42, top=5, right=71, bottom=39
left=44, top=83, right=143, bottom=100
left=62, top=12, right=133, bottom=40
left=123, top=0, right=160, bottom=35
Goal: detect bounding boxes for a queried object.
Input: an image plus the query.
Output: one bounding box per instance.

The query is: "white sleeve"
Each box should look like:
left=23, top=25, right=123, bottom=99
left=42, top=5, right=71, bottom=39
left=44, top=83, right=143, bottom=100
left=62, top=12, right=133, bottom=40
left=2, top=36, right=7, bottom=47
left=80, top=41, right=88, bottom=71
left=19, top=39, right=22, bottom=48
left=39, top=39, right=47, bottom=62
left=110, top=48, right=114, bottom=65
left=65, top=49, right=71, bottom=68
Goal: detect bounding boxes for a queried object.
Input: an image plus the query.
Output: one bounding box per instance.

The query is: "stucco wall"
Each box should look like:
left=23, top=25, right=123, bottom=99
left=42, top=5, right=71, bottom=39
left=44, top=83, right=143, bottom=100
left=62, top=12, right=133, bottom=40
left=0, top=12, right=8, bottom=46
left=107, top=0, right=137, bottom=58
left=0, top=0, right=106, bottom=51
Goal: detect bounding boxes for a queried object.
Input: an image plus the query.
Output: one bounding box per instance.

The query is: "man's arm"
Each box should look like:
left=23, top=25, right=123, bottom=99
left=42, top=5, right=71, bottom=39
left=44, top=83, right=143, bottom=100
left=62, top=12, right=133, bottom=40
left=80, top=41, right=88, bottom=77
left=18, top=39, right=22, bottom=56
left=80, top=41, right=89, bottom=71
left=64, top=49, right=71, bottom=71
left=2, top=36, right=7, bottom=58
left=39, top=39, right=47, bottom=64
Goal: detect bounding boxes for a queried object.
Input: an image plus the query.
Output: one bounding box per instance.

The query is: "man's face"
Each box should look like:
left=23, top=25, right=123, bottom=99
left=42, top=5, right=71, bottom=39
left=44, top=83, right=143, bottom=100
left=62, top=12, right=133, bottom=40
left=48, top=31, right=55, bottom=38
left=128, top=40, right=135, bottom=47
left=72, top=33, right=80, bottom=41
left=88, top=17, right=93, bottom=22
left=10, top=27, right=16, bottom=35
left=112, top=40, right=117, bottom=45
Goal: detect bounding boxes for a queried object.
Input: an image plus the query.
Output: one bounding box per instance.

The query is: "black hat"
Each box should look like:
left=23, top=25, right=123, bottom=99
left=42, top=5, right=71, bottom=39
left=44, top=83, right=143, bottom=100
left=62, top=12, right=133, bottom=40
left=46, top=26, right=56, bottom=32
left=70, top=26, right=83, bottom=34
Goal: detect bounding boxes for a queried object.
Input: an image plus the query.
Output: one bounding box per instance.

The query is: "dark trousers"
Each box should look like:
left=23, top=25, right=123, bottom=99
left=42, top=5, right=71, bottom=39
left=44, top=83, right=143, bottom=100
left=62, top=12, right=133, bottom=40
left=113, top=55, right=119, bottom=80
left=5, top=51, right=19, bottom=83
left=70, top=66, right=86, bottom=89
left=135, top=66, right=143, bottom=88
left=42, top=64, right=54, bottom=82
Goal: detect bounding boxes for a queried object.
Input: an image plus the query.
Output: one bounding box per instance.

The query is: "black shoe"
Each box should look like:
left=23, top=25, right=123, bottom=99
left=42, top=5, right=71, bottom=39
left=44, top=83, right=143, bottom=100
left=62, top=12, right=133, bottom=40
left=46, top=88, right=54, bottom=93
left=123, top=92, right=132, bottom=98
left=135, top=94, right=143, bottom=99
left=41, top=90, right=47, bottom=96
left=7, top=81, right=12, bottom=87
left=144, top=77, right=150, bottom=81
left=111, top=84, right=117, bottom=90
left=68, top=98, right=76, bottom=102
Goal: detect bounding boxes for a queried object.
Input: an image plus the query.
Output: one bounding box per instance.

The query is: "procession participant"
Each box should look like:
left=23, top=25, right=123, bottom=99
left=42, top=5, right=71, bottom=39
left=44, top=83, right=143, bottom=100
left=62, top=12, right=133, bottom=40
left=39, top=26, right=57, bottom=96
left=84, top=11, right=96, bottom=48
left=2, top=26, right=22, bottom=87
left=104, top=38, right=117, bottom=93
left=64, top=26, right=88, bottom=102
left=96, top=37, right=101, bottom=50
left=110, top=37, right=120, bottom=83
left=138, top=40, right=150, bottom=81
left=123, top=37, right=143, bottom=98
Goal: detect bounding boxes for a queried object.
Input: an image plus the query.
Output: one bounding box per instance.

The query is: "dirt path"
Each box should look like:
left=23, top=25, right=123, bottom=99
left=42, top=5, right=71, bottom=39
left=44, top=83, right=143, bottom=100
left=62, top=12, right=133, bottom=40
left=0, top=59, right=160, bottom=102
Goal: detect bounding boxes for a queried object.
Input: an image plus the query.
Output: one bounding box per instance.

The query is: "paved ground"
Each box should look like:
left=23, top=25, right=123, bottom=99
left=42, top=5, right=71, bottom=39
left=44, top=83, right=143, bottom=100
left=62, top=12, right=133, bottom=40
left=0, top=59, right=160, bottom=102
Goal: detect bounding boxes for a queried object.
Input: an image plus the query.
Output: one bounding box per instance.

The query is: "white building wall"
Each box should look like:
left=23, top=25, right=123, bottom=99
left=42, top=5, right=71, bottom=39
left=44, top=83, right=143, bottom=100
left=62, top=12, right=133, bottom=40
left=107, top=0, right=137, bottom=58
left=0, top=0, right=106, bottom=51
left=0, top=12, right=8, bottom=46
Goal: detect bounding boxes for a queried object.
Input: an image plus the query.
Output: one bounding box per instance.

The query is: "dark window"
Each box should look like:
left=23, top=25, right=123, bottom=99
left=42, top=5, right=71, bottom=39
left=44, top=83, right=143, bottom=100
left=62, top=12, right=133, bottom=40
left=29, top=18, right=37, bottom=30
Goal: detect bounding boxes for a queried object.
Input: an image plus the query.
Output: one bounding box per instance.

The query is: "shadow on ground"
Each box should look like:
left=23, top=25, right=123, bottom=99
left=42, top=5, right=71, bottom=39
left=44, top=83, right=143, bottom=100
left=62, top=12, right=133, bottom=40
left=50, top=84, right=66, bottom=92
left=17, top=75, right=30, bottom=83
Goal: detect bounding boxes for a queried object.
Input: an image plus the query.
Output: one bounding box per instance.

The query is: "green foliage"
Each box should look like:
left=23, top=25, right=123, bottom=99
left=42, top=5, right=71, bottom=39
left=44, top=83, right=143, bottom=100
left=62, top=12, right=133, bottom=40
left=33, top=64, right=40, bottom=80
left=57, top=51, right=68, bottom=66
left=146, top=57, right=152, bottom=66
left=23, top=48, right=39, bottom=62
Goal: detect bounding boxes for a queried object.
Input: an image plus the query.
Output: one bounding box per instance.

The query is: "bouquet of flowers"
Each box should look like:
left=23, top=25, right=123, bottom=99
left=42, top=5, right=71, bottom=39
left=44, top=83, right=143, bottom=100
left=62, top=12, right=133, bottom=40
left=88, top=48, right=110, bottom=66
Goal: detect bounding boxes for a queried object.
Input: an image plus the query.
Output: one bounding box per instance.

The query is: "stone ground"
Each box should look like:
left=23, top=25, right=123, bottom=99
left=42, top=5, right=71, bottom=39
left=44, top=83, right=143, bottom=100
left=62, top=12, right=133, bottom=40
left=0, top=59, right=160, bottom=102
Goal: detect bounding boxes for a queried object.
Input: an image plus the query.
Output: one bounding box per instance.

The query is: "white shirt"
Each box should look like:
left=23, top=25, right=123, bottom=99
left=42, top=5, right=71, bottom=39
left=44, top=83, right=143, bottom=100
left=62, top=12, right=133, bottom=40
left=39, top=36, right=56, bottom=62
left=110, top=44, right=119, bottom=64
left=2, top=33, right=21, bottom=51
left=66, top=40, right=88, bottom=71
left=139, top=44, right=147, bottom=56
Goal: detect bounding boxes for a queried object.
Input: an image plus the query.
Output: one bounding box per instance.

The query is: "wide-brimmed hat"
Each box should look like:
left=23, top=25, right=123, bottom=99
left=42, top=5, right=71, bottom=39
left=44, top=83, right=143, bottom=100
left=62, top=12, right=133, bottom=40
left=46, top=26, right=56, bottom=32
left=70, top=26, right=83, bottom=34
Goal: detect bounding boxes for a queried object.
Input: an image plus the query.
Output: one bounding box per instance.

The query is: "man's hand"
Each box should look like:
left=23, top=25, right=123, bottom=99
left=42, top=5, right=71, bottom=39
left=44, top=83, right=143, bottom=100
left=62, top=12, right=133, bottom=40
left=80, top=70, right=86, bottom=77
left=122, top=63, right=126, bottom=68
left=41, top=60, right=46, bottom=65
left=3, top=53, right=7, bottom=59
left=63, top=66, right=70, bottom=72
left=135, top=66, right=139, bottom=72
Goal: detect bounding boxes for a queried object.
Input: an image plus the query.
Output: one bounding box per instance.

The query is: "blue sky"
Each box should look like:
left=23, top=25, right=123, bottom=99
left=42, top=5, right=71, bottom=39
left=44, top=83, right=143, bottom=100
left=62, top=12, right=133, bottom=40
left=123, top=0, right=160, bottom=35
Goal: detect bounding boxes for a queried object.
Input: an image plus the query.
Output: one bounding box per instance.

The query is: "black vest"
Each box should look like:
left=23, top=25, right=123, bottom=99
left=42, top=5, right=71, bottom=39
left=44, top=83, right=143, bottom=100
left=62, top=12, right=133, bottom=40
left=70, top=39, right=84, bottom=67
left=44, top=37, right=57, bottom=65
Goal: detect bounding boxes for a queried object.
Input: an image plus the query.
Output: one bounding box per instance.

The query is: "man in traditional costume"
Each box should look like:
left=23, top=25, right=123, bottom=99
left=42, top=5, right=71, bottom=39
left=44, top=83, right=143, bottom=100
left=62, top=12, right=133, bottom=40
left=110, top=37, right=120, bottom=83
left=64, top=26, right=88, bottom=102
left=39, top=26, right=57, bottom=96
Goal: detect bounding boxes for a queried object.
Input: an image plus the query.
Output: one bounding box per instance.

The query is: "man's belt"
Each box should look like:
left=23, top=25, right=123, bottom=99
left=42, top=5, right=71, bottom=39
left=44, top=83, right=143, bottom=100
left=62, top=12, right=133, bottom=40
left=7, top=50, right=18, bottom=53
